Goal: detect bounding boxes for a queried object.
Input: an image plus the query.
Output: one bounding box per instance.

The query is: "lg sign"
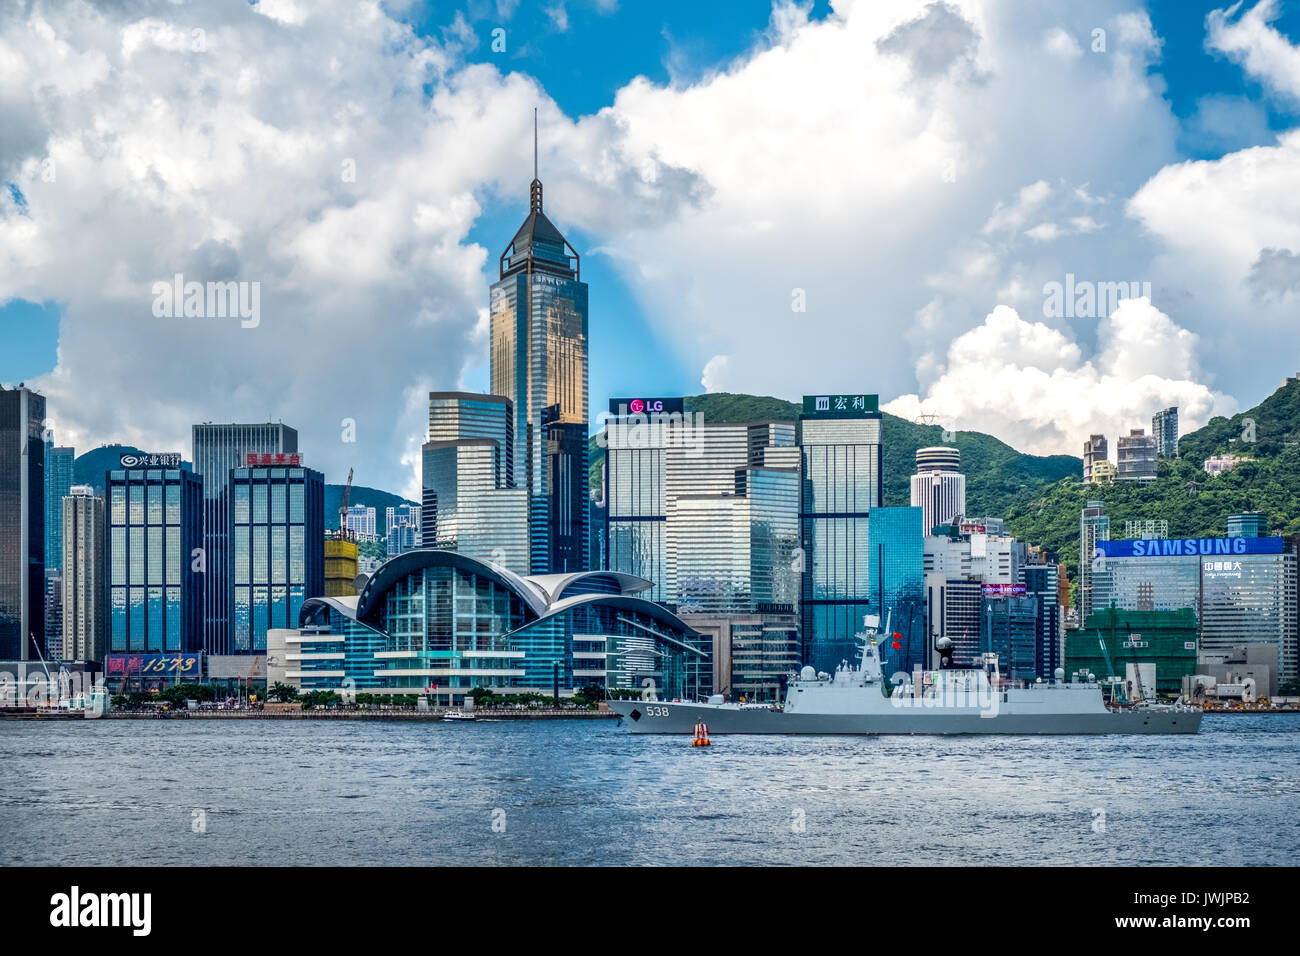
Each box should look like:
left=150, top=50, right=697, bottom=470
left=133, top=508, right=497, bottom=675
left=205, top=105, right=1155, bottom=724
left=608, top=397, right=685, bottom=416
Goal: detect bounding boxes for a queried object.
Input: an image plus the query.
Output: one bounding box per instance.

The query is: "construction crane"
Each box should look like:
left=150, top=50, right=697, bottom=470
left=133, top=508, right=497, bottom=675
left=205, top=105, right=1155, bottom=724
left=1094, top=628, right=1128, bottom=704
left=338, top=467, right=354, bottom=540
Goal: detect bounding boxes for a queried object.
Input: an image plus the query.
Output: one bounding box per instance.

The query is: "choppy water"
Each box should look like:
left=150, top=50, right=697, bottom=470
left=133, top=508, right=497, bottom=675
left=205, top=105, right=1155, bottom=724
left=1, top=715, right=1297, bottom=866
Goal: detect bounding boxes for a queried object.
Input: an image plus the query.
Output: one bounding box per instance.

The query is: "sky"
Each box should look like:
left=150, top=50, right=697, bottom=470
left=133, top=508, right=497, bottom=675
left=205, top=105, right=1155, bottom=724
left=3, top=0, right=1300, bottom=497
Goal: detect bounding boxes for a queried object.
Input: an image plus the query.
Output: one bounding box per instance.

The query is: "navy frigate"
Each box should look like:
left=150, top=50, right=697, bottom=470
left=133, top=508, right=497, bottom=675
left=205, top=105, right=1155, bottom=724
left=608, top=616, right=1201, bottom=736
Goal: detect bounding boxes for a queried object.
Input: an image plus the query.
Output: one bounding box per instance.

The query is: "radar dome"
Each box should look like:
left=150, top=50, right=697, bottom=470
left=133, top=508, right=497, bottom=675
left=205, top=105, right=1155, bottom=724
left=1054, top=667, right=1065, bottom=681
left=935, top=636, right=953, bottom=650
left=800, top=666, right=817, bottom=681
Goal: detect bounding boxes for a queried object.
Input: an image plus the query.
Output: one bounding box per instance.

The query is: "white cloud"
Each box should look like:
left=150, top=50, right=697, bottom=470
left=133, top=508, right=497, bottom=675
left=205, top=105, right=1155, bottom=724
left=0, top=0, right=691, bottom=498
left=1206, top=0, right=1300, bottom=102
left=883, top=301, right=1235, bottom=455
left=701, top=355, right=733, bottom=392
left=7, top=0, right=1300, bottom=492
left=1042, top=27, right=1082, bottom=59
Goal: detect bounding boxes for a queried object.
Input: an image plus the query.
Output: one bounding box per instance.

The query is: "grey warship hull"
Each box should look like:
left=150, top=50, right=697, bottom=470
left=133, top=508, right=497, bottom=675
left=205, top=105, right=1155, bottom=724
left=608, top=699, right=1201, bottom=735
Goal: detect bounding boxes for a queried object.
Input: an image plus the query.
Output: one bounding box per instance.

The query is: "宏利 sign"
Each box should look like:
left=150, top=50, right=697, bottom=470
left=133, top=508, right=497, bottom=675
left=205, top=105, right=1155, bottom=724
left=801, top=394, right=879, bottom=417
left=608, top=397, right=685, bottom=416
left=1097, top=537, right=1284, bottom=558
left=119, top=453, right=182, bottom=468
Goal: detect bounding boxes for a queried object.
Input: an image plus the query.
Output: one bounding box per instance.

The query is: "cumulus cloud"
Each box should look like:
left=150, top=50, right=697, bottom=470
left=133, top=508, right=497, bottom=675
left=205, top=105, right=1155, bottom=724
left=0, top=0, right=698, bottom=498
left=884, top=301, right=1235, bottom=456
left=1247, top=247, right=1300, bottom=300
left=7, top=0, right=1299, bottom=489
left=1206, top=0, right=1300, bottom=102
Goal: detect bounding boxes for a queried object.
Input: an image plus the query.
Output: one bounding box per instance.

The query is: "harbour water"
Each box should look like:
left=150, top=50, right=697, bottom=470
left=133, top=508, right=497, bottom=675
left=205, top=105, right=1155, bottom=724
left=1, top=715, right=1297, bottom=866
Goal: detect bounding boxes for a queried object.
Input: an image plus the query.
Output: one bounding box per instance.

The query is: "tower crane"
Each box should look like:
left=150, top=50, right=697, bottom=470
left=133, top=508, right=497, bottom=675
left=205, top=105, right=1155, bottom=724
left=338, top=467, right=354, bottom=540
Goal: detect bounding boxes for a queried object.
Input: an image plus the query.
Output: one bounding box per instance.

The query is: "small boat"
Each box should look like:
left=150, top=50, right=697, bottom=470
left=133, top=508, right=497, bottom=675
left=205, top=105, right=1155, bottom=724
left=442, top=711, right=477, bottom=722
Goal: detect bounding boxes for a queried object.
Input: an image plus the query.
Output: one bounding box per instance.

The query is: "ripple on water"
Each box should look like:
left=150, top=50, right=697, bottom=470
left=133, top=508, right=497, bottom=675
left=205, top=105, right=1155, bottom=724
left=1, top=716, right=1298, bottom=865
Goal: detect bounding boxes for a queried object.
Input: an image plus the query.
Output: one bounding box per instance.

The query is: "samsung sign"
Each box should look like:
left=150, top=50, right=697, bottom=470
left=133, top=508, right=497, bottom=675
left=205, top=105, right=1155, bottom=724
left=1098, top=537, right=1285, bottom=558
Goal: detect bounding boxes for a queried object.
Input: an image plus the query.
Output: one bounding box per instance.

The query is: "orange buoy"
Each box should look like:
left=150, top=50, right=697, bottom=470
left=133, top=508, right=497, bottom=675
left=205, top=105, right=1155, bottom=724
left=692, top=720, right=711, bottom=746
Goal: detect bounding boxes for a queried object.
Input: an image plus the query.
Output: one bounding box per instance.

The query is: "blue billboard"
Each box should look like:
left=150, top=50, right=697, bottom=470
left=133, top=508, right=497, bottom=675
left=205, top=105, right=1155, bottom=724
left=1098, top=537, right=1284, bottom=558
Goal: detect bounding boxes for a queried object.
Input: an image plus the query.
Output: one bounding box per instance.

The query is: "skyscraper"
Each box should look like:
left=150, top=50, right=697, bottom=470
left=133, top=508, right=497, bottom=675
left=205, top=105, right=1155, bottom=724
left=1152, top=406, right=1179, bottom=458
left=106, top=459, right=203, bottom=654
left=909, top=446, right=966, bottom=535
left=798, top=393, right=882, bottom=672
left=489, top=122, right=589, bottom=573
left=44, top=439, right=74, bottom=574
left=62, top=486, right=106, bottom=661
left=1079, top=499, right=1110, bottom=624
left=229, top=463, right=324, bottom=651
left=192, top=423, right=298, bottom=655
left=867, top=506, right=925, bottom=674
left=0, top=385, right=46, bottom=661
left=422, top=393, right=529, bottom=574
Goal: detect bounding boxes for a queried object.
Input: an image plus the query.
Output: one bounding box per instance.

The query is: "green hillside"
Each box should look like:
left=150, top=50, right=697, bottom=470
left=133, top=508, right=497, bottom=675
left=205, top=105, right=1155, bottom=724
left=74, top=444, right=172, bottom=493
left=588, top=392, right=1080, bottom=519
left=325, top=485, right=418, bottom=532
left=1004, top=378, right=1300, bottom=587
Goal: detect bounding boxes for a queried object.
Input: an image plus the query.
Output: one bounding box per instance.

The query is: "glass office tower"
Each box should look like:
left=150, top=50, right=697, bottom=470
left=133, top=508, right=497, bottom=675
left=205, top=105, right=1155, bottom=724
left=422, top=393, right=529, bottom=574
left=107, top=464, right=203, bottom=653
left=1201, top=551, right=1298, bottom=680
left=1079, top=500, right=1110, bottom=623
left=798, top=394, right=882, bottom=673
left=605, top=415, right=798, bottom=604
left=192, top=423, right=298, bottom=655
left=0, top=386, right=46, bottom=661
left=866, top=506, right=925, bottom=674
left=1090, top=554, right=1201, bottom=613
left=229, top=465, right=324, bottom=652
left=1020, top=563, right=1062, bottom=680
left=489, top=170, right=589, bottom=574
left=44, top=439, right=74, bottom=574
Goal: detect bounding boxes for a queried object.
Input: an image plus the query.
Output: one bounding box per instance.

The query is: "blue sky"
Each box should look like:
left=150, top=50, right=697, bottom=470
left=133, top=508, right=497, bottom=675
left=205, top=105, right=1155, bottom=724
left=6, top=0, right=1300, bottom=493
left=7, top=1, right=1291, bottom=395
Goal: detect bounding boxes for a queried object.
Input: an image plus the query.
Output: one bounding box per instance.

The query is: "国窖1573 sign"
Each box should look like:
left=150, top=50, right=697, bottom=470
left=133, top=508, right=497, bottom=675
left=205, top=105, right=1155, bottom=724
left=1098, top=537, right=1284, bottom=558
left=801, top=394, right=879, bottom=417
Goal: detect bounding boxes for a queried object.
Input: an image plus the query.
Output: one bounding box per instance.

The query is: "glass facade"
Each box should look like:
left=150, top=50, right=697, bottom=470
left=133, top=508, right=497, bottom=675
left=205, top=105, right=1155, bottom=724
left=1078, top=501, right=1109, bottom=623
left=44, top=441, right=74, bottom=574
left=1200, top=552, right=1298, bottom=680
left=192, top=423, right=298, bottom=655
left=605, top=420, right=798, bottom=605
left=1091, top=554, right=1201, bottom=613
left=980, top=596, right=1039, bottom=682
left=107, top=467, right=202, bottom=654
left=1020, top=563, right=1063, bottom=680
left=0, top=387, right=46, bottom=660
left=489, top=177, right=589, bottom=574
left=799, top=414, right=881, bottom=673
left=1087, top=543, right=1299, bottom=682
left=230, top=466, right=324, bottom=652
left=867, top=506, right=925, bottom=675
left=291, top=553, right=707, bottom=702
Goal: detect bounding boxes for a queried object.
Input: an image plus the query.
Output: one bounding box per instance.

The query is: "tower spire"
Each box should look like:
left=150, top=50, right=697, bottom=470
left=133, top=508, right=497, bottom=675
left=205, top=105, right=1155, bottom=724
left=530, top=107, right=543, bottom=213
